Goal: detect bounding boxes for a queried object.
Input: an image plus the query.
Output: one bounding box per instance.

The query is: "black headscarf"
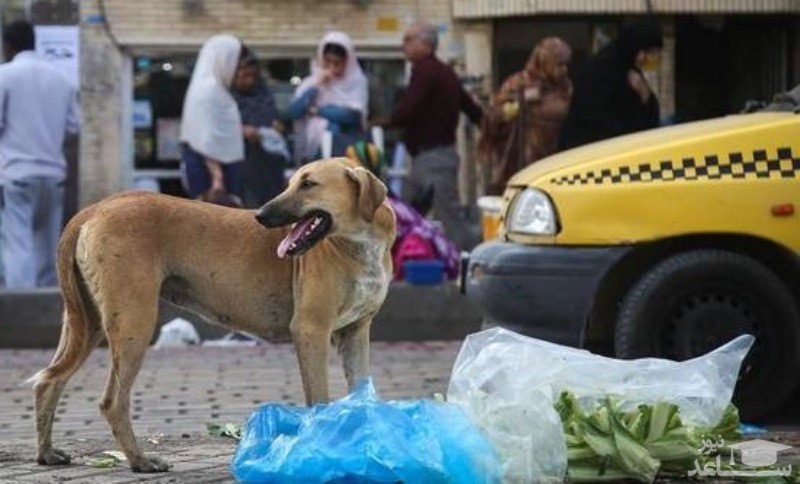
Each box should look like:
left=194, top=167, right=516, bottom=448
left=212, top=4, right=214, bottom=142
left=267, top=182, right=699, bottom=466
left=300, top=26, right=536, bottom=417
left=558, top=20, right=663, bottom=150
left=614, top=20, right=664, bottom=69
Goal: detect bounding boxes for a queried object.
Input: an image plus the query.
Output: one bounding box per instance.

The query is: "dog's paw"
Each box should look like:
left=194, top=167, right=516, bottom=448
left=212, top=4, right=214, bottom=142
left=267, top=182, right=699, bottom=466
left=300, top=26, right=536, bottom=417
left=131, top=455, right=170, bottom=473
left=37, top=447, right=71, bottom=465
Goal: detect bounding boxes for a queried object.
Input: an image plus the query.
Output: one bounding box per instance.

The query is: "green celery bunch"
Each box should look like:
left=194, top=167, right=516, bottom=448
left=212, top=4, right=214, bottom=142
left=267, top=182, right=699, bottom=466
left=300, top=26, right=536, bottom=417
left=555, top=391, right=744, bottom=483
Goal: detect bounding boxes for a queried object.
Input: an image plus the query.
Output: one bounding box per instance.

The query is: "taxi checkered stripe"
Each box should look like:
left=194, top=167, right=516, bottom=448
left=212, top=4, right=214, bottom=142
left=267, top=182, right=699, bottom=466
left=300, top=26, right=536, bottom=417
left=550, top=147, right=799, bottom=186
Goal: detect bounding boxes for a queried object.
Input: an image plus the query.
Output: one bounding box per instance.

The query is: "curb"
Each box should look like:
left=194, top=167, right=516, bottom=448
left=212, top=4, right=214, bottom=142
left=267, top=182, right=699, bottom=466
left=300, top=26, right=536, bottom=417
left=0, top=283, right=481, bottom=348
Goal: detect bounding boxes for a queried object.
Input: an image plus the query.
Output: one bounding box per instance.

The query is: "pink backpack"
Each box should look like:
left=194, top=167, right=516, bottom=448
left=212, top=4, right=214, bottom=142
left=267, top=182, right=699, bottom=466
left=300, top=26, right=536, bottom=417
left=392, top=233, right=436, bottom=280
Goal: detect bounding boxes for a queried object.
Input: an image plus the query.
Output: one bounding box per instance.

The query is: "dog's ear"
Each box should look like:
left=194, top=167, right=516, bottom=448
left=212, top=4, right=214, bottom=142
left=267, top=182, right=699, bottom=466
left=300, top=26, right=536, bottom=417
left=345, top=167, right=387, bottom=222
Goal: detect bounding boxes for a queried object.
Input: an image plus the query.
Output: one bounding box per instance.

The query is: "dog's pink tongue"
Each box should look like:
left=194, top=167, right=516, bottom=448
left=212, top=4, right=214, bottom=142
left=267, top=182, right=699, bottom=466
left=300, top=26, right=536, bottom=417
left=276, top=238, right=292, bottom=259
left=276, top=217, right=316, bottom=258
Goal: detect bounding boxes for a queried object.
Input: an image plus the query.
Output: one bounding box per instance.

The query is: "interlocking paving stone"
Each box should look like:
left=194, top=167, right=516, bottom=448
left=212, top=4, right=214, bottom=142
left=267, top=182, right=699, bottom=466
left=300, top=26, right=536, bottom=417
left=0, top=341, right=461, bottom=482
left=3, top=341, right=798, bottom=483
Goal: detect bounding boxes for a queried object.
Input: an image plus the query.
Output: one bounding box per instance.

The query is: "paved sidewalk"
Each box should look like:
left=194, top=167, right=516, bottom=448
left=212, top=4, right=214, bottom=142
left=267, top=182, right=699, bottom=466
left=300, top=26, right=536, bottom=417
left=2, top=342, right=799, bottom=483
left=0, top=341, right=462, bottom=482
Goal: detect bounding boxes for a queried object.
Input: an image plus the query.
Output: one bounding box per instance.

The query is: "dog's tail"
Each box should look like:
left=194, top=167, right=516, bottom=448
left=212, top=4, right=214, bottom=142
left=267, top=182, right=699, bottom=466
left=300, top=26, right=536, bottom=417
left=25, top=208, right=100, bottom=387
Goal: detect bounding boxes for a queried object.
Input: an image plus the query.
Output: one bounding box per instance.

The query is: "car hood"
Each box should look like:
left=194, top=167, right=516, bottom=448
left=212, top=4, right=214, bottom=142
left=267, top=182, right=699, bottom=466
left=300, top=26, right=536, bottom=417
left=508, top=112, right=799, bottom=187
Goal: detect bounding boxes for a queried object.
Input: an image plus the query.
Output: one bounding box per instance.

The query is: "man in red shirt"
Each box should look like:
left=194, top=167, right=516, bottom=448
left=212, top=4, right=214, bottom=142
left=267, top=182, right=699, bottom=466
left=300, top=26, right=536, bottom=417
left=390, top=22, right=483, bottom=249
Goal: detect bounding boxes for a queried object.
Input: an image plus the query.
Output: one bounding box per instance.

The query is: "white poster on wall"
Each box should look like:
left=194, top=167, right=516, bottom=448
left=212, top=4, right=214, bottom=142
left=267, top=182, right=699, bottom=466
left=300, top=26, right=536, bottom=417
left=34, top=25, right=79, bottom=87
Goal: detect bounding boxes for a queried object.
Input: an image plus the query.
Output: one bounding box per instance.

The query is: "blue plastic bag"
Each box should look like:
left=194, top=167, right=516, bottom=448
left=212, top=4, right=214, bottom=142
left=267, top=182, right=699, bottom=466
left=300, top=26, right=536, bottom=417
left=231, top=378, right=501, bottom=483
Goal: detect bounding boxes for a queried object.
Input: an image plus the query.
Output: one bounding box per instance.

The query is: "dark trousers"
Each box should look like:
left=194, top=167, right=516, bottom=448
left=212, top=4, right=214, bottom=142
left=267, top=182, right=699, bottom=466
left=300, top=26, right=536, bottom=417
left=242, top=143, right=285, bottom=208
left=404, top=146, right=471, bottom=248
left=181, top=143, right=244, bottom=199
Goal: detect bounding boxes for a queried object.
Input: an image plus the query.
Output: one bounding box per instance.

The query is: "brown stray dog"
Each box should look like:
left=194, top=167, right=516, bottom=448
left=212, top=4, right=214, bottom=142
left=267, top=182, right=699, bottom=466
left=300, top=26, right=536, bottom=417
left=28, top=158, right=395, bottom=472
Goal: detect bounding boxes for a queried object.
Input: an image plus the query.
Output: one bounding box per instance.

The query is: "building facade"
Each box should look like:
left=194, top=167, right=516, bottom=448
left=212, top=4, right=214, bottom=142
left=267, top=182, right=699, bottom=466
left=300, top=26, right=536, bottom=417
left=454, top=0, right=800, bottom=122
left=80, top=0, right=465, bottom=206
left=4, top=1, right=799, bottom=206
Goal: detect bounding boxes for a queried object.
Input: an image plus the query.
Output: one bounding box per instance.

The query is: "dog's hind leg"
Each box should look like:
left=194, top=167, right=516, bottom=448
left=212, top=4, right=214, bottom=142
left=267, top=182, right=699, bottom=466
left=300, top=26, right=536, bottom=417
left=32, top=320, right=103, bottom=465
left=336, top=317, right=371, bottom=393
left=97, top=275, right=169, bottom=473
left=31, top=221, right=104, bottom=467
left=34, top=380, right=70, bottom=465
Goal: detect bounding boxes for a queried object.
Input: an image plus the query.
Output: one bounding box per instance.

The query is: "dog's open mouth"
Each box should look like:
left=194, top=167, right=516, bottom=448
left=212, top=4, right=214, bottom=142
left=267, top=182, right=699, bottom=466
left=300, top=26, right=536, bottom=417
left=276, top=210, right=332, bottom=258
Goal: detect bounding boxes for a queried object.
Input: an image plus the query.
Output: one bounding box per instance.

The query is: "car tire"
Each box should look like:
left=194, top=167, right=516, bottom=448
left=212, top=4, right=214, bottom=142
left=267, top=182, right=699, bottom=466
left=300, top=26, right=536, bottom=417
left=614, top=249, right=800, bottom=420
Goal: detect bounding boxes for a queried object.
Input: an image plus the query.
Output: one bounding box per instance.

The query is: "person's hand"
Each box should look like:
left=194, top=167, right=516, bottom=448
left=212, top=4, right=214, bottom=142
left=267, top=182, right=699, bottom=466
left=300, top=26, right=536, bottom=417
left=210, top=176, right=225, bottom=197
left=272, top=120, right=285, bottom=133
left=242, top=124, right=260, bottom=143
left=206, top=161, right=225, bottom=197
left=628, top=70, right=652, bottom=103
left=316, top=68, right=334, bottom=86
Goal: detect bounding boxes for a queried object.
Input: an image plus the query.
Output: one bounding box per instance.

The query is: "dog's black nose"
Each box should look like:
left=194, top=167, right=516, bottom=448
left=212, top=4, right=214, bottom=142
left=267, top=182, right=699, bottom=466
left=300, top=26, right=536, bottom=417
left=255, top=205, right=284, bottom=228
left=255, top=202, right=297, bottom=228
left=256, top=210, right=275, bottom=228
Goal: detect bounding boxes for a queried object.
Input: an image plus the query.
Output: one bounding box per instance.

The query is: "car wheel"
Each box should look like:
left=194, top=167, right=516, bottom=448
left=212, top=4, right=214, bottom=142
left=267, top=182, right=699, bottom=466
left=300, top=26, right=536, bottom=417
left=614, top=250, right=800, bottom=420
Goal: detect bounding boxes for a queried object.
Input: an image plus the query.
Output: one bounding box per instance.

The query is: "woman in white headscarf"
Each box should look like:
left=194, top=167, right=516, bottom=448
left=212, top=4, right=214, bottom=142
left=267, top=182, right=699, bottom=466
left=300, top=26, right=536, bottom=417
left=180, top=34, right=249, bottom=205
left=287, top=31, right=368, bottom=163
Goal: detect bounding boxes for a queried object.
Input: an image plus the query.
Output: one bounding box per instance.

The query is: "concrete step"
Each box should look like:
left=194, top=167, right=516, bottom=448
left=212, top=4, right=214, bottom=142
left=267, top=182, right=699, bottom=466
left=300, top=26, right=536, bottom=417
left=0, top=283, right=481, bottom=348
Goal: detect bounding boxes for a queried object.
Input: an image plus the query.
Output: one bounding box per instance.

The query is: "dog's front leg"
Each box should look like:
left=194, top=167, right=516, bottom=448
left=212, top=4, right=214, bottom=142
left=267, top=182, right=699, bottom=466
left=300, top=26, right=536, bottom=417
left=290, top=316, right=332, bottom=405
left=336, top=317, right=371, bottom=392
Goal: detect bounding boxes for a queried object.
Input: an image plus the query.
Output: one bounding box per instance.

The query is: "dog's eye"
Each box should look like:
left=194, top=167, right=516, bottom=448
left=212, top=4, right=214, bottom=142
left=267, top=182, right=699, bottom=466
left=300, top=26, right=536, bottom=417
left=299, top=179, right=318, bottom=190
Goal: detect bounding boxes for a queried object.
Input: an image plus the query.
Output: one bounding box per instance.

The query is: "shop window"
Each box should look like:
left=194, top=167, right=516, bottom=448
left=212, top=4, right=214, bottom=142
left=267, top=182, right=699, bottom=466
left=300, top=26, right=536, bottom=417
left=133, top=57, right=191, bottom=172
left=361, top=58, right=406, bottom=121
left=262, top=58, right=311, bottom=114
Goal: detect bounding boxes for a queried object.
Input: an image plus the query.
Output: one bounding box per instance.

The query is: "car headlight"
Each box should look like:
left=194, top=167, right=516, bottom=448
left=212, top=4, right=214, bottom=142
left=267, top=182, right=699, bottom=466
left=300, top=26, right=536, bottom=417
left=507, top=188, right=558, bottom=235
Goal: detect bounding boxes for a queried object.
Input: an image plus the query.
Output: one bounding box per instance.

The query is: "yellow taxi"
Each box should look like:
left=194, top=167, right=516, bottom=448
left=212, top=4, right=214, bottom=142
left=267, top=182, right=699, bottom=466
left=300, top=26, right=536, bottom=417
left=463, top=112, right=800, bottom=418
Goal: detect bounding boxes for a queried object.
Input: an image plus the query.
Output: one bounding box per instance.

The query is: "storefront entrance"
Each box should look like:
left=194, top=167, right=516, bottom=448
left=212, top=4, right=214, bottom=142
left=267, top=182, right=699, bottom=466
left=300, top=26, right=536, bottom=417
left=675, top=15, right=795, bottom=122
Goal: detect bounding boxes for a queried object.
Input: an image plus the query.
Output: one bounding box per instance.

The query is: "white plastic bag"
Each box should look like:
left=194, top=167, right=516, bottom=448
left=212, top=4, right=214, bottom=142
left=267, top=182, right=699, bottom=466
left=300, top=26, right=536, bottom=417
left=153, top=318, right=200, bottom=348
left=258, top=127, right=290, bottom=160
left=446, top=327, right=754, bottom=483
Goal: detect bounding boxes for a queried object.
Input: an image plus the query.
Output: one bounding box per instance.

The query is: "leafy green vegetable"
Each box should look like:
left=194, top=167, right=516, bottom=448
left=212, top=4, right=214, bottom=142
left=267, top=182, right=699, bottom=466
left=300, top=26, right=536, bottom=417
left=646, top=401, right=676, bottom=443
left=555, top=391, right=579, bottom=423
left=207, top=422, right=244, bottom=440
left=608, top=401, right=660, bottom=482
left=86, top=450, right=127, bottom=468
left=556, top=392, right=751, bottom=483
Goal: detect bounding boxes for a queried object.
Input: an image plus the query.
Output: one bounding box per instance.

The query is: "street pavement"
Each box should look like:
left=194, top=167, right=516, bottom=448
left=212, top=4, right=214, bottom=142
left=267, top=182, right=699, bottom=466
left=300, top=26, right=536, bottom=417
left=0, top=341, right=461, bottom=483
left=1, top=340, right=798, bottom=483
